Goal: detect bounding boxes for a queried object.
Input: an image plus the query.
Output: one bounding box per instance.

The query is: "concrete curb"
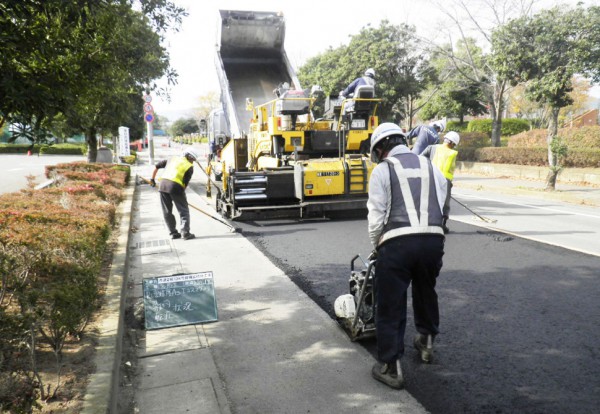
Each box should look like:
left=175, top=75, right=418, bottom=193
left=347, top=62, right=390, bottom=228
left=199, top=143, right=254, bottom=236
left=81, top=173, right=136, bottom=414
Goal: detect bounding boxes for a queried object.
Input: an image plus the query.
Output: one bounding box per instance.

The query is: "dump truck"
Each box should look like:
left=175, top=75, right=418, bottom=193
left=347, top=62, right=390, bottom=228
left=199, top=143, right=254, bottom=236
left=213, top=9, right=381, bottom=220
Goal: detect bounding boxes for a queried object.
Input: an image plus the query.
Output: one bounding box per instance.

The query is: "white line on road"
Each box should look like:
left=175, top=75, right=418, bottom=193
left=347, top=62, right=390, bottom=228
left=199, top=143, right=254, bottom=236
left=454, top=192, right=600, bottom=220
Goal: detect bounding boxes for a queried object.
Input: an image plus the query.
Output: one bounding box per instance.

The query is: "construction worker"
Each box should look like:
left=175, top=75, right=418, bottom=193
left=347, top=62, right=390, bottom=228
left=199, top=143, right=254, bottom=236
left=339, top=68, right=376, bottom=98
left=421, top=131, right=460, bottom=234
left=408, top=119, right=446, bottom=155
left=367, top=122, right=447, bottom=389
left=150, top=147, right=198, bottom=240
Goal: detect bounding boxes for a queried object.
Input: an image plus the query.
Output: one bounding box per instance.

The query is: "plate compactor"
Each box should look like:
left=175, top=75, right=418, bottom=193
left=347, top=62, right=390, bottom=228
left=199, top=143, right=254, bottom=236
left=334, top=254, right=377, bottom=341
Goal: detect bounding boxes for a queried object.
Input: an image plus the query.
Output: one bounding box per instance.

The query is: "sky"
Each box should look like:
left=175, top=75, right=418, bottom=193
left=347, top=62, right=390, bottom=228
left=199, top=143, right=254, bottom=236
left=151, top=0, right=600, bottom=122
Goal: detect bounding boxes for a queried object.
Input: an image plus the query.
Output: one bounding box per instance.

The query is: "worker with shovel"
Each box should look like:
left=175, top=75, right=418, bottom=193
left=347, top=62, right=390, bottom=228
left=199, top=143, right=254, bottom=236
left=150, top=148, right=198, bottom=240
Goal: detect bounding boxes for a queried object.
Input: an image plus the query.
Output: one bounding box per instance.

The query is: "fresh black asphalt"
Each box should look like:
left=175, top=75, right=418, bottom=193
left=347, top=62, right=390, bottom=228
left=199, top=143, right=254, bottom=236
left=234, top=216, right=600, bottom=414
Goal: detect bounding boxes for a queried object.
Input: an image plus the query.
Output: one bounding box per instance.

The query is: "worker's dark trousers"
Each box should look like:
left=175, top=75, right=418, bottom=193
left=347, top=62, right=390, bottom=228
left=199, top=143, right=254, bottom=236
left=159, top=189, right=190, bottom=235
left=374, top=234, right=445, bottom=363
left=443, top=179, right=453, bottom=221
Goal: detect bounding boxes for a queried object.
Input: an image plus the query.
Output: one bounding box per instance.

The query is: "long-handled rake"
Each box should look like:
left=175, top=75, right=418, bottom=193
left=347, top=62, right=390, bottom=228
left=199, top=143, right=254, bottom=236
left=451, top=196, right=497, bottom=224
left=138, top=175, right=241, bottom=233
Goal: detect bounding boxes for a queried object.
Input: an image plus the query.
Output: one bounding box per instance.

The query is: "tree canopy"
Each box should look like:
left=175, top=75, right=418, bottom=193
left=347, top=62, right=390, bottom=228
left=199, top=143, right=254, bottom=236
left=0, top=0, right=186, bottom=160
left=298, top=20, right=433, bottom=126
left=491, top=4, right=600, bottom=188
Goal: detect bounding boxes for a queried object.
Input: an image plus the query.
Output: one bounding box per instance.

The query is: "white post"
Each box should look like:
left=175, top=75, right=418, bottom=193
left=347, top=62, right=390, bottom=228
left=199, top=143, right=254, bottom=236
left=147, top=121, right=155, bottom=165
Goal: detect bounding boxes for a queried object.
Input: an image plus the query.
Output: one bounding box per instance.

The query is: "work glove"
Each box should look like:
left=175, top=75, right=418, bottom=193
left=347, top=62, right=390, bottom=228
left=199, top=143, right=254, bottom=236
left=150, top=178, right=156, bottom=187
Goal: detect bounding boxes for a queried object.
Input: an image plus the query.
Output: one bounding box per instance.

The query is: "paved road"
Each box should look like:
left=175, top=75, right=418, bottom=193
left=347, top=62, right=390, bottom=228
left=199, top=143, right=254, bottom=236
left=1, top=153, right=85, bottom=193
left=228, top=200, right=600, bottom=413
left=451, top=188, right=600, bottom=257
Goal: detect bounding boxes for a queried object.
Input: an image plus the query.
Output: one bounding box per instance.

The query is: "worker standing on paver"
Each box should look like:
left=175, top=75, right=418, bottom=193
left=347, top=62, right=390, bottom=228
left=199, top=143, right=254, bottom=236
left=408, top=119, right=445, bottom=155
left=367, top=122, right=447, bottom=389
left=150, top=148, right=198, bottom=240
left=421, top=131, right=460, bottom=234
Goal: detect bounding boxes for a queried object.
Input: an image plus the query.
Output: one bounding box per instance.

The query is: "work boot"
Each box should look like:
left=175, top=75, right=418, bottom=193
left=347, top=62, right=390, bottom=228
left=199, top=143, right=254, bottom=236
left=414, top=334, right=434, bottom=363
left=371, top=360, right=404, bottom=389
left=170, top=232, right=181, bottom=239
left=182, top=232, right=195, bottom=240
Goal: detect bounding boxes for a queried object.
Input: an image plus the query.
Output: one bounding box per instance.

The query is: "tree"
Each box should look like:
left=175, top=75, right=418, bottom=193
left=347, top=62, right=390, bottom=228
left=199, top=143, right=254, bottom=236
left=419, top=44, right=487, bottom=123
left=298, top=21, right=434, bottom=127
left=492, top=5, right=600, bottom=189
left=194, top=91, right=220, bottom=124
left=431, top=0, right=538, bottom=146
left=0, top=0, right=186, bottom=160
left=170, top=117, right=199, bottom=137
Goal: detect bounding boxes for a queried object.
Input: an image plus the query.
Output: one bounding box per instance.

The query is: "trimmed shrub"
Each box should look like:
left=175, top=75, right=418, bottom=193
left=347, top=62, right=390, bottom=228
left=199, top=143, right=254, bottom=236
left=467, top=118, right=530, bottom=136
left=0, top=143, right=43, bottom=154
left=446, top=121, right=469, bottom=132
left=0, top=161, right=130, bottom=410
left=509, top=126, right=600, bottom=149
left=40, top=143, right=86, bottom=155
left=463, top=146, right=600, bottom=168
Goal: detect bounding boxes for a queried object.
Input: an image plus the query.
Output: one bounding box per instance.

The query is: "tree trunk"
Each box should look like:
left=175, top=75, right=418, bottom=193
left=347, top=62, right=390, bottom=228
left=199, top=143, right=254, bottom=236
left=545, top=107, right=560, bottom=191
left=490, top=82, right=506, bottom=147
left=86, top=127, right=97, bottom=162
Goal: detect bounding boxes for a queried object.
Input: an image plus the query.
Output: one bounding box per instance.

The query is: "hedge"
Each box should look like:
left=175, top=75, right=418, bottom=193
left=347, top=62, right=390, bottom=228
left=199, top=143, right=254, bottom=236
left=40, top=143, right=87, bottom=155
left=508, top=126, right=600, bottom=148
left=0, top=161, right=130, bottom=412
left=467, top=147, right=600, bottom=168
left=446, top=121, right=469, bottom=133
left=467, top=118, right=531, bottom=136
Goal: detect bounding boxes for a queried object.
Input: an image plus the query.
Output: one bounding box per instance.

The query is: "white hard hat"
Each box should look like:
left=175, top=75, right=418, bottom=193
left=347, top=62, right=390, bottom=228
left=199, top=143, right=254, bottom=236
left=334, top=294, right=357, bottom=319
left=370, top=122, right=407, bottom=163
left=444, top=131, right=460, bottom=146
left=430, top=119, right=446, bottom=133
left=183, top=147, right=199, bottom=161
left=364, top=68, right=375, bottom=78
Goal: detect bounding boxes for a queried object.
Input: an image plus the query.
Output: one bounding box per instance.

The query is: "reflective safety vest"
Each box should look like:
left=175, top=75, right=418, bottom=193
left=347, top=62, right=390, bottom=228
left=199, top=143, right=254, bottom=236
left=378, top=154, right=444, bottom=246
left=429, top=145, right=457, bottom=180
left=162, top=156, right=193, bottom=187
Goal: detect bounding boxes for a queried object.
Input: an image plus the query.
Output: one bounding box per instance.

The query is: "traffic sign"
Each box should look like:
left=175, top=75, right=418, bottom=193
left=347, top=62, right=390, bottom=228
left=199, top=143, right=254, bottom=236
left=143, top=95, right=152, bottom=103
left=143, top=103, right=153, bottom=113
left=145, top=113, right=154, bottom=123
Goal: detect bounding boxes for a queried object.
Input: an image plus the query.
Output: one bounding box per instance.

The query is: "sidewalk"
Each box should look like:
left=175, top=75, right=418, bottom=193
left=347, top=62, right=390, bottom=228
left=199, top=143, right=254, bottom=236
left=83, top=144, right=429, bottom=413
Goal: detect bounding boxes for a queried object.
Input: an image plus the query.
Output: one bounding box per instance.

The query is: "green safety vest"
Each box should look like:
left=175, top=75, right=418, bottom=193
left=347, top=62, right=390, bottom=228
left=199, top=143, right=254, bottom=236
left=162, top=156, right=193, bottom=187
left=430, top=145, right=458, bottom=180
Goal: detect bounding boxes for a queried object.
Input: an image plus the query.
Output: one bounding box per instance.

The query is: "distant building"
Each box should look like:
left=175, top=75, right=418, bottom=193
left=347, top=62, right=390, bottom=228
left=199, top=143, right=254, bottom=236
left=564, top=109, right=599, bottom=128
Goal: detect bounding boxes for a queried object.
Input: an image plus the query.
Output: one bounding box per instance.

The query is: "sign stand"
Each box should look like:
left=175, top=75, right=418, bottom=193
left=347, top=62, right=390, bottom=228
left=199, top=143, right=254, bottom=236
left=143, top=271, right=218, bottom=330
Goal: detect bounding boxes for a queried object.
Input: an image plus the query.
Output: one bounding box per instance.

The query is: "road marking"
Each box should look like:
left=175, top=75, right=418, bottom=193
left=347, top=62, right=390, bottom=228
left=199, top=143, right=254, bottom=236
left=454, top=192, right=600, bottom=220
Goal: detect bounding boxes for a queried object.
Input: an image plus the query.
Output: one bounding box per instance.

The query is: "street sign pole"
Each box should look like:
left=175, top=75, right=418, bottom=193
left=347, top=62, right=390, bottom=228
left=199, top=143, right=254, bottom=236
left=147, top=121, right=155, bottom=165
left=143, top=94, right=155, bottom=165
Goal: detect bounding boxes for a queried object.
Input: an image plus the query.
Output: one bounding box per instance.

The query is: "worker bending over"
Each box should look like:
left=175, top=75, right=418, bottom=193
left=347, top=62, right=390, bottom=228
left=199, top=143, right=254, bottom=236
left=150, top=148, right=198, bottom=240
left=408, top=119, right=446, bottom=155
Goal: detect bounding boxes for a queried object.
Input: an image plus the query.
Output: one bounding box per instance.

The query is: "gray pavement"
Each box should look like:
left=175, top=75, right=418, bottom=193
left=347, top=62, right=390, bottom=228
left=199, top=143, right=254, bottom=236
left=82, top=145, right=600, bottom=413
